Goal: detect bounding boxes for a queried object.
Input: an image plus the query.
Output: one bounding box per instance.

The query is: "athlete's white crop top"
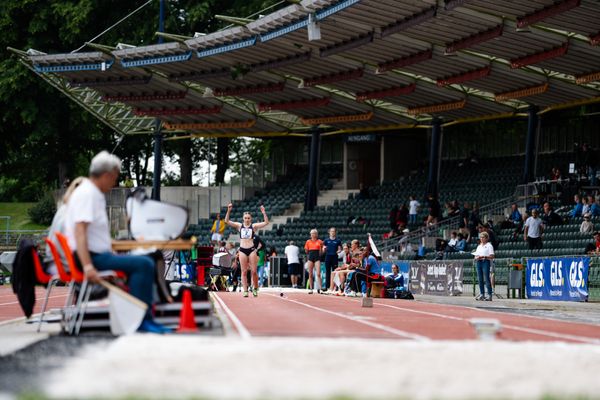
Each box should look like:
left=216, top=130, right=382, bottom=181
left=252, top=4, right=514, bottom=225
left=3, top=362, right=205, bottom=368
left=240, top=225, right=254, bottom=240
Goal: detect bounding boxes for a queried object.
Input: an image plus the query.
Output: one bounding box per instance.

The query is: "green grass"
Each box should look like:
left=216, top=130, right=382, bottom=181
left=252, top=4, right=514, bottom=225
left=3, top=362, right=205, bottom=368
left=0, top=203, right=47, bottom=230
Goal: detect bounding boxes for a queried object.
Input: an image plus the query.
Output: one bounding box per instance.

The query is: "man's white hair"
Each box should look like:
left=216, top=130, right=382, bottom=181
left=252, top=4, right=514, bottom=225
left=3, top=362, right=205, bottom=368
left=89, top=151, right=121, bottom=177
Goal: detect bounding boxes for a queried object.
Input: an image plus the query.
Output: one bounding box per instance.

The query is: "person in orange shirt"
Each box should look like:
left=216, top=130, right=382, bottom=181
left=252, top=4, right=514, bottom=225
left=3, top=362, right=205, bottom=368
left=304, top=229, right=323, bottom=294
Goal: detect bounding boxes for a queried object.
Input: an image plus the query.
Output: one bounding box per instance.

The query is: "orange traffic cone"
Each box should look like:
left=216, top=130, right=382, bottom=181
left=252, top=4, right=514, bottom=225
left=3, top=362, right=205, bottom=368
left=177, top=289, right=198, bottom=333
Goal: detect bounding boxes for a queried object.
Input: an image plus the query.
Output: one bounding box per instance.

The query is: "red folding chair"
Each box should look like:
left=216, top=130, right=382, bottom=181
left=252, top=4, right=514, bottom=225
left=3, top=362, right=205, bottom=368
left=38, top=238, right=74, bottom=332
left=54, top=232, right=119, bottom=335
left=31, top=247, right=57, bottom=330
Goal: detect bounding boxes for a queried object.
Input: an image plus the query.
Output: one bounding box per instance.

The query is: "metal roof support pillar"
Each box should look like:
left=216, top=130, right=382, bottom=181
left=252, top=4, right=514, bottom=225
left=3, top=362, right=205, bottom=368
left=151, top=0, right=165, bottom=201
left=305, top=126, right=321, bottom=212
left=151, top=120, right=162, bottom=200
left=426, top=118, right=442, bottom=199
left=523, top=105, right=539, bottom=184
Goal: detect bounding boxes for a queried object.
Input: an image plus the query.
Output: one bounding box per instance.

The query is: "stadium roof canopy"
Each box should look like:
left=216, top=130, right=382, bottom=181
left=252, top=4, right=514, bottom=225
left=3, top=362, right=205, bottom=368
left=14, top=0, right=600, bottom=138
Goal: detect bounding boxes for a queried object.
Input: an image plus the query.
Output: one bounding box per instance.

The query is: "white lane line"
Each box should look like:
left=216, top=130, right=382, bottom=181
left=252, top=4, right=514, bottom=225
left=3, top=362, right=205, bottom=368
left=211, top=293, right=251, bottom=340
left=265, top=293, right=429, bottom=341
left=0, top=294, right=68, bottom=307
left=373, top=301, right=600, bottom=345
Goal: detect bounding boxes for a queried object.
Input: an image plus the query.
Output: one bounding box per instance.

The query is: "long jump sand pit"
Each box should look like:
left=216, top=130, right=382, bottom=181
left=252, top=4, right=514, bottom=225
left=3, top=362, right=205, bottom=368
left=43, top=335, right=600, bottom=400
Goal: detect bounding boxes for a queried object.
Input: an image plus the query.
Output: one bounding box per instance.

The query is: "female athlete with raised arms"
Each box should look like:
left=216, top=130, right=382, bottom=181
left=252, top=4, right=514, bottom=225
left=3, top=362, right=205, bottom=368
left=224, top=203, right=269, bottom=297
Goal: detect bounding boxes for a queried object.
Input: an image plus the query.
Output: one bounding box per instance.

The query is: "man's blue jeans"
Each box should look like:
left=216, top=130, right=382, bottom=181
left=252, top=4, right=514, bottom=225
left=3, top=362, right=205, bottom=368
left=476, top=259, right=493, bottom=297
left=91, top=252, right=155, bottom=311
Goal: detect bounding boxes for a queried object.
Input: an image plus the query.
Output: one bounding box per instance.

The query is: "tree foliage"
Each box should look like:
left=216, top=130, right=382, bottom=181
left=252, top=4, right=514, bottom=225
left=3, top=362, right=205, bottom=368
left=0, top=0, right=279, bottom=200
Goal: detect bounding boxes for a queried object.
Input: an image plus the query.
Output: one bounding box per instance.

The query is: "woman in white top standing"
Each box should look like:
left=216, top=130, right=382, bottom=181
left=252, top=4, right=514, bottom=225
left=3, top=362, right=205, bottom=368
left=224, top=203, right=269, bottom=297
left=473, top=231, right=494, bottom=301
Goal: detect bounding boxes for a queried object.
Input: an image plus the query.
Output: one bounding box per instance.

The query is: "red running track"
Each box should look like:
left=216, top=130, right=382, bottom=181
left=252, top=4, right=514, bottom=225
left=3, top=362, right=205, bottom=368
left=0, top=285, right=69, bottom=323
left=213, top=291, right=600, bottom=344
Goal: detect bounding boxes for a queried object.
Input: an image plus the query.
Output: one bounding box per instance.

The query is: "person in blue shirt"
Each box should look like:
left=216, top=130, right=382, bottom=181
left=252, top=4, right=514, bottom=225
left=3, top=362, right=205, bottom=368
left=508, top=203, right=522, bottom=226
left=589, top=196, right=600, bottom=217
left=385, top=264, right=404, bottom=289
left=455, top=233, right=467, bottom=252
left=571, top=194, right=583, bottom=218
left=322, top=227, right=342, bottom=293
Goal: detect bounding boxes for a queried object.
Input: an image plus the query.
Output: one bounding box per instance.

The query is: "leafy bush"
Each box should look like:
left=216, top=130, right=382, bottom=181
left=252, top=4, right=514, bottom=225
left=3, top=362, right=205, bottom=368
left=28, top=194, right=56, bottom=226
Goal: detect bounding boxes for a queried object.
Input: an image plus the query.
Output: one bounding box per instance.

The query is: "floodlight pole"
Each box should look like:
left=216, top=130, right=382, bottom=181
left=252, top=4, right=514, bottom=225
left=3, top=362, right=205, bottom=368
left=426, top=117, right=442, bottom=199
left=523, top=105, right=539, bottom=184
left=305, top=125, right=321, bottom=212
left=151, top=0, right=165, bottom=200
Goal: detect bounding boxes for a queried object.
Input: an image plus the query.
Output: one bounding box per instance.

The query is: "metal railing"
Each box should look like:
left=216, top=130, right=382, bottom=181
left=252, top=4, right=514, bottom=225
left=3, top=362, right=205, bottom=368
left=0, top=229, right=48, bottom=250
left=377, top=195, right=516, bottom=252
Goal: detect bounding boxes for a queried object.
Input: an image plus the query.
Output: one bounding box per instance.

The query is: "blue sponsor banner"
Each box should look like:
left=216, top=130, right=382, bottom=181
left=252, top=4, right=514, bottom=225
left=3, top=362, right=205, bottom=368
left=526, top=257, right=589, bottom=301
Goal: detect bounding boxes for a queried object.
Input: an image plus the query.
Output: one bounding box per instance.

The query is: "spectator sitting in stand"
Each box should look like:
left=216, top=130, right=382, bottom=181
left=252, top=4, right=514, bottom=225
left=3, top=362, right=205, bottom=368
left=592, top=197, right=600, bottom=217
left=502, top=203, right=523, bottom=232
left=449, top=200, right=461, bottom=218
left=276, top=225, right=285, bottom=237
left=447, top=231, right=458, bottom=249
left=397, top=204, right=409, bottom=231
left=400, top=241, right=415, bottom=258
left=455, top=233, right=467, bottom=252
left=442, top=202, right=452, bottom=220
left=582, top=196, right=591, bottom=216
left=478, top=224, right=499, bottom=251
left=426, top=194, right=441, bottom=225
left=509, top=203, right=523, bottom=226
left=571, top=194, right=583, bottom=218
left=357, top=183, right=370, bottom=200
left=589, top=231, right=600, bottom=255
left=582, top=143, right=598, bottom=186
left=541, top=202, right=563, bottom=226
left=584, top=241, right=596, bottom=255
left=435, top=238, right=446, bottom=260
left=468, top=203, right=482, bottom=242
left=550, top=167, right=561, bottom=181
left=459, top=202, right=471, bottom=239
left=444, top=231, right=458, bottom=258
left=580, top=214, right=594, bottom=234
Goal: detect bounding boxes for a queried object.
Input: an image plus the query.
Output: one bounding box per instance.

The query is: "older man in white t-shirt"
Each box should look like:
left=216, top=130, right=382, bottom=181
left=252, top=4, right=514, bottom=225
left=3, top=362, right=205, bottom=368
left=64, top=151, right=168, bottom=333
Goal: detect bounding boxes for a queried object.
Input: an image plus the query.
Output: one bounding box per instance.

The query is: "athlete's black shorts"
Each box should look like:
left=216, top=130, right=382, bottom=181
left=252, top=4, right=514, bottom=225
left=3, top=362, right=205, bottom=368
left=307, top=250, right=320, bottom=262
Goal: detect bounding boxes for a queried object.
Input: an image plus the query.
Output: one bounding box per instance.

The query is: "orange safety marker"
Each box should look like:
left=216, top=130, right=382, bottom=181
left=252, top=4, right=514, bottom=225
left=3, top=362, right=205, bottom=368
left=177, top=289, right=198, bottom=333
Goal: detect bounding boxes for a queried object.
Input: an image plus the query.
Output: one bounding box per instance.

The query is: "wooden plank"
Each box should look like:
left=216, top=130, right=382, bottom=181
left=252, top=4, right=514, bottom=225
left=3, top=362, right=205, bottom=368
left=111, top=239, right=196, bottom=251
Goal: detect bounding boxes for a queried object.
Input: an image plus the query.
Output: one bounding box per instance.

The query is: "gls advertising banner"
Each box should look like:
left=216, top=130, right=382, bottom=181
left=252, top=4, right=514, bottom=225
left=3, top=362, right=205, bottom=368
left=526, top=257, right=589, bottom=301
